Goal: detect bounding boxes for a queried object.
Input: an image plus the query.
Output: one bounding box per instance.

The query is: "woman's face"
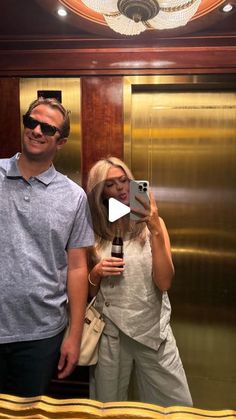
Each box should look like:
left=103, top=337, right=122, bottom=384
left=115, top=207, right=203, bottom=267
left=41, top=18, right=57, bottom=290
left=103, top=166, right=130, bottom=205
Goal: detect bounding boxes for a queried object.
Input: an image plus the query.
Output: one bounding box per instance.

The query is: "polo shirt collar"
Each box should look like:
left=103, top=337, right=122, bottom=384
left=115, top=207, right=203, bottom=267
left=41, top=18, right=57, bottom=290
left=6, top=153, right=57, bottom=185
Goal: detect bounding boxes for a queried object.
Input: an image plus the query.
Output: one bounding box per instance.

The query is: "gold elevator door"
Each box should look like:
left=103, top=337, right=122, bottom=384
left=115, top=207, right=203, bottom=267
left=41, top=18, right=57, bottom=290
left=126, top=87, right=236, bottom=409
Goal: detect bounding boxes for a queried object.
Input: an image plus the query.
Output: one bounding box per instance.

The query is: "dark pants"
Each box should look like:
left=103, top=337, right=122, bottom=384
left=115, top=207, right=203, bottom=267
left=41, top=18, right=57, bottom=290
left=0, top=331, right=64, bottom=397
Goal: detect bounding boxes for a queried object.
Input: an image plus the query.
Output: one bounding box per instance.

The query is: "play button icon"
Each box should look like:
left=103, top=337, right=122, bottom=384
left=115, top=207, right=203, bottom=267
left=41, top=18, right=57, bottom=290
left=108, top=198, right=130, bottom=222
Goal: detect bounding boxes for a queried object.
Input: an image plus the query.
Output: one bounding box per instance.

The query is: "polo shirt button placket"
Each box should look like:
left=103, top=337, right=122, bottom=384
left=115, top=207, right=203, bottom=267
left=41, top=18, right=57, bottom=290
left=22, top=181, right=31, bottom=206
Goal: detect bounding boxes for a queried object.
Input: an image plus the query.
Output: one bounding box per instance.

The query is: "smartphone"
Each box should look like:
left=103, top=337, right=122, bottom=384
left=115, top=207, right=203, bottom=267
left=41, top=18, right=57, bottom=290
left=130, top=180, right=150, bottom=221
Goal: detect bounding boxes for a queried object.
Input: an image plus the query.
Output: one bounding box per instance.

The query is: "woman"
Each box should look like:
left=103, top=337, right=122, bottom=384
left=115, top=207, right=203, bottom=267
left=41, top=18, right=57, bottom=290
left=87, top=156, right=192, bottom=407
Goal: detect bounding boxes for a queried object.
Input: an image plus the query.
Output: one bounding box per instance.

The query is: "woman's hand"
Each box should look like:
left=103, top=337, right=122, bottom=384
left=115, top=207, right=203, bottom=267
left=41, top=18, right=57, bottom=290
left=89, top=257, right=124, bottom=296
left=132, top=191, right=162, bottom=235
left=132, top=191, right=174, bottom=291
left=95, top=257, right=125, bottom=278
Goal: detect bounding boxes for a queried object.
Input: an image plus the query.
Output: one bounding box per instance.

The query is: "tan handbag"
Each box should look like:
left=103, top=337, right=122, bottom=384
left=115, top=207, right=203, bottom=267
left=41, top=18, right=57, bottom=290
left=78, top=296, right=105, bottom=366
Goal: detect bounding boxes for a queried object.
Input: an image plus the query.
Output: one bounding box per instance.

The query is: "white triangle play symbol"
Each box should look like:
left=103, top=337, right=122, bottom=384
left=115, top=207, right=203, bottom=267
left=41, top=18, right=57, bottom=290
left=108, top=198, right=130, bottom=222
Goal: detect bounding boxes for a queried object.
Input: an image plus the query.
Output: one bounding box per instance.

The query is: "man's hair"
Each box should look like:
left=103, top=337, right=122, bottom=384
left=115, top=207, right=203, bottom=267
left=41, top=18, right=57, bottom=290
left=25, top=97, right=70, bottom=138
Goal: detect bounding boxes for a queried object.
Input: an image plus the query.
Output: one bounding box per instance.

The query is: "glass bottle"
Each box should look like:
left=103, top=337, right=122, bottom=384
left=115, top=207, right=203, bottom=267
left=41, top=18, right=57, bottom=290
left=111, top=227, right=123, bottom=259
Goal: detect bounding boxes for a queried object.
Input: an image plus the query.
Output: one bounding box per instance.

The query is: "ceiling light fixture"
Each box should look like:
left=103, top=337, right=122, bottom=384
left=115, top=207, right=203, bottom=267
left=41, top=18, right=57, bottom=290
left=221, top=2, right=234, bottom=12
left=80, top=0, right=202, bottom=35
left=57, top=7, right=68, bottom=17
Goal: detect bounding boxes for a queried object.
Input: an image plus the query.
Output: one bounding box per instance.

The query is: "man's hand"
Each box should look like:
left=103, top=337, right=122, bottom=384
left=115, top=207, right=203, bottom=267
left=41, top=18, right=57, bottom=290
left=57, top=335, right=79, bottom=379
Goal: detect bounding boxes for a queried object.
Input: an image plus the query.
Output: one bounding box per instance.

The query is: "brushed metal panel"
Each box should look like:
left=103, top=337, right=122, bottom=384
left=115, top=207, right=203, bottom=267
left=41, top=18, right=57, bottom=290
left=20, top=78, right=81, bottom=184
left=124, top=75, right=236, bottom=409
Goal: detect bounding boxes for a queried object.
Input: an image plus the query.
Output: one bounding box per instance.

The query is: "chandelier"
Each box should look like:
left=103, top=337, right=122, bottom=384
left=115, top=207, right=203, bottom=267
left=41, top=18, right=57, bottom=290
left=80, top=0, right=202, bottom=36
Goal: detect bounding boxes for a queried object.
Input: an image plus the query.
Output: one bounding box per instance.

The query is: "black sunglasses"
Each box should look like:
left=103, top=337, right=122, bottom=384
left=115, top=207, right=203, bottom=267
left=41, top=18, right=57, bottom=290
left=23, top=114, right=62, bottom=137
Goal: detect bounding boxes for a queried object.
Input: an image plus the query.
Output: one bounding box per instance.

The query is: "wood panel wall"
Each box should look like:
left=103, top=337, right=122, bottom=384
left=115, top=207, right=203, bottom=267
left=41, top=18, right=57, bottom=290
left=81, top=76, right=123, bottom=188
left=0, top=78, right=21, bottom=158
left=1, top=37, right=236, bottom=76
left=1, top=42, right=236, bottom=76
left=1, top=37, right=236, bottom=177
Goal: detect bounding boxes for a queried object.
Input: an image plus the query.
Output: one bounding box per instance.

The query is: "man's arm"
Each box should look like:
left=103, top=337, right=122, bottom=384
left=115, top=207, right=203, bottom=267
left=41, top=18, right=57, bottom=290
left=57, top=247, right=88, bottom=379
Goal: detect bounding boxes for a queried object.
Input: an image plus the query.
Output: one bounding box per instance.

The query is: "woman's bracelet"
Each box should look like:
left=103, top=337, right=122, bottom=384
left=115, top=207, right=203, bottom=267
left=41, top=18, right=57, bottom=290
left=88, top=273, right=97, bottom=287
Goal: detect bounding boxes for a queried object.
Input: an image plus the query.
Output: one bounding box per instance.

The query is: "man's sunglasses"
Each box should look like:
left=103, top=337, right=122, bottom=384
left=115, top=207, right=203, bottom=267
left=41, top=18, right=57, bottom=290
left=23, top=114, right=62, bottom=137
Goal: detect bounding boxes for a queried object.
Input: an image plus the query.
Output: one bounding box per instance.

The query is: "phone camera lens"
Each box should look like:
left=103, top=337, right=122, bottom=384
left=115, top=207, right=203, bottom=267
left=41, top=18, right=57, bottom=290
left=143, top=182, right=147, bottom=187
left=143, top=187, right=147, bottom=192
left=138, top=185, right=142, bottom=191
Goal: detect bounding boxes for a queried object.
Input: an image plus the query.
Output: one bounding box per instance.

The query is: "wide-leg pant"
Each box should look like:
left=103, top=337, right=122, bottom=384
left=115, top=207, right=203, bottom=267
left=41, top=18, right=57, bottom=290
left=90, top=318, right=192, bottom=407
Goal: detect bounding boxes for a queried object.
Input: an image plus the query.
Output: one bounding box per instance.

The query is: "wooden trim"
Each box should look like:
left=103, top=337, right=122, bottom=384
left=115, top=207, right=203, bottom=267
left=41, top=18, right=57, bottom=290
left=1, top=393, right=236, bottom=418
left=1, top=33, right=236, bottom=49
left=1, top=45, right=236, bottom=76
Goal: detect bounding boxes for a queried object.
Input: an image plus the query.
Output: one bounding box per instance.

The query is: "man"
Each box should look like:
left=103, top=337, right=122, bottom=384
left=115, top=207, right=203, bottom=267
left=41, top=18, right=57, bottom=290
left=0, top=97, right=94, bottom=396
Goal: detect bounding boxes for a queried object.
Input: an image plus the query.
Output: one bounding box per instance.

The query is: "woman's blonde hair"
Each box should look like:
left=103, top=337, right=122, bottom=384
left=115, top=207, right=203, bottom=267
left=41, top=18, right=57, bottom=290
left=87, top=156, right=147, bottom=248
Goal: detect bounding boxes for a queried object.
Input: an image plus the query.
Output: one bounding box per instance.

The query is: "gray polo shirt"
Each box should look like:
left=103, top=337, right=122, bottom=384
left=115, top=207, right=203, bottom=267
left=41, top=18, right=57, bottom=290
left=0, top=154, right=94, bottom=343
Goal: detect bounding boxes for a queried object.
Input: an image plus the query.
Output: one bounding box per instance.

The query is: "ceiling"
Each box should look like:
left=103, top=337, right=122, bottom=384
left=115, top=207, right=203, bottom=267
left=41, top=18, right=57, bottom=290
left=1, top=0, right=236, bottom=45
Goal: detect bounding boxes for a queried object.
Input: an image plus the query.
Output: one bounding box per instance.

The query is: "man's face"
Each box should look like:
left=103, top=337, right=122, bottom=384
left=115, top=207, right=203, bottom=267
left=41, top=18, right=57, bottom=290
left=22, top=104, right=66, bottom=162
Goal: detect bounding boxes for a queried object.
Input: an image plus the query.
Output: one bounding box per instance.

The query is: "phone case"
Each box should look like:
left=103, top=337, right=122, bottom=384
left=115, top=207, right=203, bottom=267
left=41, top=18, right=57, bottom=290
left=130, top=180, right=150, bottom=221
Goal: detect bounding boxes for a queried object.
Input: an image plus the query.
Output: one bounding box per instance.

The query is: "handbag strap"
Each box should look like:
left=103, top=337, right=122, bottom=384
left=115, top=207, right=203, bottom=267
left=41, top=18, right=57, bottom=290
left=86, top=296, right=97, bottom=311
